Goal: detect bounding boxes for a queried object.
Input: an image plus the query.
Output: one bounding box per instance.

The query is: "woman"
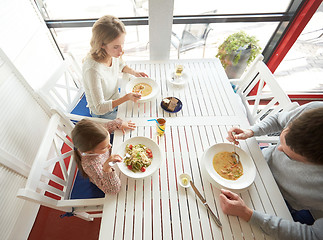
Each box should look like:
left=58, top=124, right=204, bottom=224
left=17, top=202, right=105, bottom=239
left=82, top=15, right=148, bottom=119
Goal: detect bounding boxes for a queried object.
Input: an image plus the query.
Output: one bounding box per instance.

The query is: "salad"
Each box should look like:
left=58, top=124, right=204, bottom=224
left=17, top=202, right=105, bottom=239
left=124, top=144, right=153, bottom=172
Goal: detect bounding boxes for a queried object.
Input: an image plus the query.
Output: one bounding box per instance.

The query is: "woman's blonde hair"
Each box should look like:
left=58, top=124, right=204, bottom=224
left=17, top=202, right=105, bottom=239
left=90, top=15, right=126, bottom=62
left=71, top=119, right=109, bottom=178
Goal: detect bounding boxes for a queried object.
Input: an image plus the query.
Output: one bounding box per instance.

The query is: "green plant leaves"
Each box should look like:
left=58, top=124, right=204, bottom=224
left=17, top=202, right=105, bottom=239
left=216, top=31, right=261, bottom=69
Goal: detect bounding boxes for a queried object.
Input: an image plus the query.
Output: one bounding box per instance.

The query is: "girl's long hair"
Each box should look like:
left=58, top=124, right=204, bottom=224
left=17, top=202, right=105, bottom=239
left=89, top=15, right=125, bottom=62
left=71, top=119, right=109, bottom=178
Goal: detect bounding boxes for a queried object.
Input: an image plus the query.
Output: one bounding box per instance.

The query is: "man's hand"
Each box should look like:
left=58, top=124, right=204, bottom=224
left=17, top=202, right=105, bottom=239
left=219, top=189, right=253, bottom=222
left=227, top=127, right=254, bottom=144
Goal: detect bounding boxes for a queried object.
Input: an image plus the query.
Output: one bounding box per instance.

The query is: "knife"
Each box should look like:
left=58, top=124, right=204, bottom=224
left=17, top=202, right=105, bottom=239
left=190, top=181, right=222, bottom=228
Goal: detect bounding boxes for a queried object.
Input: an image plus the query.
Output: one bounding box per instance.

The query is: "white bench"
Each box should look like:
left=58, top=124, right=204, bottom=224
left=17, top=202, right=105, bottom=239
left=17, top=110, right=105, bottom=221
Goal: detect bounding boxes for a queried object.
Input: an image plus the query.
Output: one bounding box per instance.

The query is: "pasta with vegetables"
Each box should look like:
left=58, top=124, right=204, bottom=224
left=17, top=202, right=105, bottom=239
left=124, top=144, right=153, bottom=172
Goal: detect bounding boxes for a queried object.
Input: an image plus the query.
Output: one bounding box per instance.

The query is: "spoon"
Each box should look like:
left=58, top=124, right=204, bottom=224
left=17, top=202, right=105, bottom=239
left=231, top=132, right=240, bottom=164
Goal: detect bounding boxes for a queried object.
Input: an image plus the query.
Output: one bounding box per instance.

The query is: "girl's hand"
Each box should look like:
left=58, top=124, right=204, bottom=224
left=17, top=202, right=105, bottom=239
left=126, top=92, right=141, bottom=102
left=227, top=127, right=254, bottom=144
left=119, top=120, right=136, bottom=134
left=103, top=154, right=122, bottom=173
left=133, top=71, right=148, bottom=78
left=219, top=189, right=253, bottom=222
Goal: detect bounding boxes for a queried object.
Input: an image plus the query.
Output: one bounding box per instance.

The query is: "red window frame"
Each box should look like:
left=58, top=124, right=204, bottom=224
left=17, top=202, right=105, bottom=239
left=267, top=0, right=323, bottom=101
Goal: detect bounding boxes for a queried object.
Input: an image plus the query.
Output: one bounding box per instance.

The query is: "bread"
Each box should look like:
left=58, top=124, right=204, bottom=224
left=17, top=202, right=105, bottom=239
left=162, top=97, right=178, bottom=112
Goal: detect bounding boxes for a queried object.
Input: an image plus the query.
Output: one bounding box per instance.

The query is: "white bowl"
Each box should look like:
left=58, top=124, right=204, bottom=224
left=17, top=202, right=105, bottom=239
left=116, top=136, right=162, bottom=179
left=201, top=143, right=256, bottom=192
left=125, top=77, right=159, bottom=102
left=178, top=173, right=191, bottom=188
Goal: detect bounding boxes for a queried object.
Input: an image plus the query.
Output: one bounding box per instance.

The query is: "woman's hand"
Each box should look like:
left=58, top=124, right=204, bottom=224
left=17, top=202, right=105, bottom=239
left=122, top=66, right=148, bottom=78
left=227, top=127, right=254, bottom=144
left=119, top=120, right=136, bottom=134
left=133, top=71, right=148, bottom=78
left=126, top=92, right=141, bottom=102
left=219, top=189, right=253, bottom=222
left=103, top=154, right=122, bottom=173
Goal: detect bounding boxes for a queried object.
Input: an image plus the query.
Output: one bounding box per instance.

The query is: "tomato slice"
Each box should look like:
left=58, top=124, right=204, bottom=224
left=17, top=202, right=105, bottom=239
left=129, top=145, right=133, bottom=150
left=146, top=149, right=153, bottom=158
left=141, top=167, right=146, bottom=172
left=127, top=165, right=132, bottom=170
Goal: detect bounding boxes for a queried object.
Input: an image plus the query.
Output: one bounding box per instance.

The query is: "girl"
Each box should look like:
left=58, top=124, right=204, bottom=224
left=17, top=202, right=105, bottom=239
left=71, top=118, right=135, bottom=194
left=82, top=15, right=148, bottom=119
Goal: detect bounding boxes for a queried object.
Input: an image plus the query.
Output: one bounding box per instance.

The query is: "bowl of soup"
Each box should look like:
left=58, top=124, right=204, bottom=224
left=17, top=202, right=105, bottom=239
left=201, top=143, right=256, bottom=192
left=126, top=77, right=159, bottom=103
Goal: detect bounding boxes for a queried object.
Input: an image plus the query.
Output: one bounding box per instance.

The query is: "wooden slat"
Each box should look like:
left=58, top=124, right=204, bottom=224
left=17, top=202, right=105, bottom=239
left=165, top=127, right=182, bottom=239
left=123, top=122, right=135, bottom=240
left=183, top=125, right=206, bottom=239
left=206, top=61, right=230, bottom=116
left=172, top=127, right=192, bottom=239
left=198, top=62, right=221, bottom=115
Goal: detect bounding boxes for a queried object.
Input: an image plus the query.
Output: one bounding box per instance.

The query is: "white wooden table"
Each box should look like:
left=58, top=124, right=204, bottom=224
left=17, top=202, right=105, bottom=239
left=99, top=59, right=292, bottom=240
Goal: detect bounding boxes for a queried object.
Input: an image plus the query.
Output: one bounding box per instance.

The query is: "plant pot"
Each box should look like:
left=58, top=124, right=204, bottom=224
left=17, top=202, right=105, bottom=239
left=225, top=46, right=251, bottom=79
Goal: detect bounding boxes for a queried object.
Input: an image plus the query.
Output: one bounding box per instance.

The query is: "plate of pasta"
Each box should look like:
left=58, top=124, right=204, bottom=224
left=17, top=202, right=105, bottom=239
left=116, top=136, right=162, bottom=178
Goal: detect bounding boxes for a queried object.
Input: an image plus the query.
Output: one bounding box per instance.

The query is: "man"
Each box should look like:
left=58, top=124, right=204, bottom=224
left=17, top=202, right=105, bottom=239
left=221, top=102, right=323, bottom=239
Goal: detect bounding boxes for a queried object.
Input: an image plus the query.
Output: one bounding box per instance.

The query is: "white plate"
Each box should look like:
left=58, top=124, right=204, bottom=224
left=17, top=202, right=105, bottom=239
left=116, top=136, right=162, bottom=179
left=201, top=143, right=256, bottom=192
left=167, top=72, right=189, bottom=86
left=125, top=77, right=159, bottom=102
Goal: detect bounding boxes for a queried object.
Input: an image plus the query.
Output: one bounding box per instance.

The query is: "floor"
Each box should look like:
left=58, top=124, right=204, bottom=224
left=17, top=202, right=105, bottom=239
left=29, top=206, right=101, bottom=240
left=28, top=144, right=101, bottom=240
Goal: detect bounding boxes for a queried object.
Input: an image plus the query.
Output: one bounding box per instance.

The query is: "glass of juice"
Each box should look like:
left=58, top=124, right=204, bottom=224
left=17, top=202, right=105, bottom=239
left=156, top=118, right=166, bottom=136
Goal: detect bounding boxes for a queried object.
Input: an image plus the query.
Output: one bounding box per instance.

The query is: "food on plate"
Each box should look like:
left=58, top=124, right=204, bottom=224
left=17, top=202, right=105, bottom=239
left=132, top=83, right=152, bottom=97
left=124, top=144, right=153, bottom=172
left=161, top=97, right=179, bottom=112
left=212, top=151, right=243, bottom=180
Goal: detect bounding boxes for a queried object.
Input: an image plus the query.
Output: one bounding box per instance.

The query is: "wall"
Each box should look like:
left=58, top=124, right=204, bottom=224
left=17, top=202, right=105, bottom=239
left=0, top=0, right=63, bottom=239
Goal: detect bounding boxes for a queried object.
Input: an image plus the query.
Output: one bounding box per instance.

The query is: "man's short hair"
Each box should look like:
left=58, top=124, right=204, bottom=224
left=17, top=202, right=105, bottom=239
left=285, top=107, right=323, bottom=165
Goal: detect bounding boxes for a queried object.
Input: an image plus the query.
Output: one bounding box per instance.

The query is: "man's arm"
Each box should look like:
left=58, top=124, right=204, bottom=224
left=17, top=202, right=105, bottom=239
left=251, top=211, right=323, bottom=240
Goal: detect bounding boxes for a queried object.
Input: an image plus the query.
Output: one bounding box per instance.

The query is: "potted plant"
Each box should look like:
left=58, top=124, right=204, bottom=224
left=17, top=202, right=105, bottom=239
left=216, top=31, right=261, bottom=79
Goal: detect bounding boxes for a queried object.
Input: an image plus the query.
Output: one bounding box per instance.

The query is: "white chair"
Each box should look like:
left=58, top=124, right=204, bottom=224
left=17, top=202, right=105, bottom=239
left=231, top=54, right=299, bottom=143
left=38, top=56, right=84, bottom=115
left=17, top=109, right=105, bottom=221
